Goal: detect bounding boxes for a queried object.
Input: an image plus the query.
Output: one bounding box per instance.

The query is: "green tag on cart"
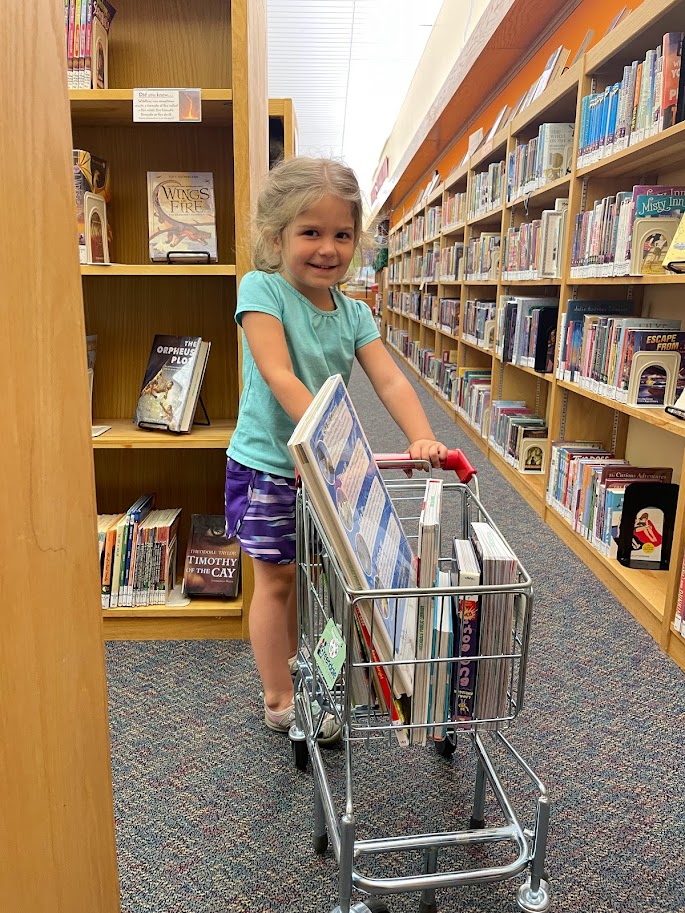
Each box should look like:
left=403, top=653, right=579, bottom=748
left=314, top=618, right=346, bottom=689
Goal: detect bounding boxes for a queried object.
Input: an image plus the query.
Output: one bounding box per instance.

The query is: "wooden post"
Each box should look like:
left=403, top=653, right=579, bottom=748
left=0, top=2, right=121, bottom=911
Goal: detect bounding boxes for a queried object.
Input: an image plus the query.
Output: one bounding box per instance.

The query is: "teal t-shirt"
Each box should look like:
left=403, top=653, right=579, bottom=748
left=227, top=271, right=380, bottom=477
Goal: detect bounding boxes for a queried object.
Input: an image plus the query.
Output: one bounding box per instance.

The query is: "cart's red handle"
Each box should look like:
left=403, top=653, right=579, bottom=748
left=374, top=449, right=477, bottom=484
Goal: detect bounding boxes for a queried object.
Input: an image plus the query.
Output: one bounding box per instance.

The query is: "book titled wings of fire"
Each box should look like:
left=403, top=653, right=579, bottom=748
left=288, top=374, right=417, bottom=698
left=134, top=334, right=210, bottom=433
left=147, top=172, right=217, bottom=263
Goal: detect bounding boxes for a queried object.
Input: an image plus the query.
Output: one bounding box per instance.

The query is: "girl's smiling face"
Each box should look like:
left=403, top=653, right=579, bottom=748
left=277, top=194, right=356, bottom=308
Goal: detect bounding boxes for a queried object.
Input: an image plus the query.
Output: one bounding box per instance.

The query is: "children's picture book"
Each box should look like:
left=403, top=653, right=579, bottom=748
left=629, top=216, right=680, bottom=274
left=182, top=514, right=241, bottom=598
left=73, top=149, right=110, bottom=264
left=134, top=334, right=211, bottom=433
left=616, top=481, right=679, bottom=570
left=147, top=172, right=217, bottom=262
left=450, top=538, right=481, bottom=724
left=84, top=191, right=109, bottom=264
left=663, top=211, right=685, bottom=272
left=288, top=374, right=417, bottom=698
left=626, top=350, right=681, bottom=406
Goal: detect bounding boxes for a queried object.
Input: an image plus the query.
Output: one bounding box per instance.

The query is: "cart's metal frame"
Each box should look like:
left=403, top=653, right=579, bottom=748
left=291, top=462, right=550, bottom=913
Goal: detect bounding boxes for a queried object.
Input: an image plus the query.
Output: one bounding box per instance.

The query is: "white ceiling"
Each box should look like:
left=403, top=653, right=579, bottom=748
left=266, top=0, right=443, bottom=199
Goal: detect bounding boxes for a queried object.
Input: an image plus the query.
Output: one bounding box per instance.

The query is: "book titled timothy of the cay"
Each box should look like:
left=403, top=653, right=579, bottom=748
left=182, top=514, right=240, bottom=598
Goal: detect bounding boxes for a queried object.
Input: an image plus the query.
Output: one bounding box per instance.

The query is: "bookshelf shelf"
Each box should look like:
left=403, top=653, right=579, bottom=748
left=102, top=598, right=242, bottom=619
left=81, top=264, right=237, bottom=277
left=546, top=511, right=668, bottom=627
left=570, top=274, right=685, bottom=285
left=381, top=0, right=685, bottom=671
left=577, top=120, right=685, bottom=179
left=556, top=381, right=685, bottom=438
left=467, top=205, right=504, bottom=227
left=69, top=89, right=234, bottom=126
left=74, top=0, right=269, bottom=642
left=92, top=418, right=236, bottom=449
left=507, top=175, right=571, bottom=209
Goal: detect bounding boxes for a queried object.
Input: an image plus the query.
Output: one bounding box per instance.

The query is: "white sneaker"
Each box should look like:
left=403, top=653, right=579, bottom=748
left=263, top=699, right=341, bottom=744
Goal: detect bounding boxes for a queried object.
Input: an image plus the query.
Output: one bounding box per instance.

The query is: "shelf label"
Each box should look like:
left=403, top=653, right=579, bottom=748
left=133, top=88, right=202, bottom=123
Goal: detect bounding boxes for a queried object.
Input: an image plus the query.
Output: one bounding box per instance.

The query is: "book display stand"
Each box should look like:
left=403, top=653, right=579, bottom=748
left=70, top=0, right=272, bottom=640
left=383, top=0, right=685, bottom=672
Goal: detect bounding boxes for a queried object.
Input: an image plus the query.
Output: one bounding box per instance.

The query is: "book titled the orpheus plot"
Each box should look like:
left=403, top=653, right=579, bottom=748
left=134, top=334, right=210, bottom=433
left=147, top=172, right=217, bottom=262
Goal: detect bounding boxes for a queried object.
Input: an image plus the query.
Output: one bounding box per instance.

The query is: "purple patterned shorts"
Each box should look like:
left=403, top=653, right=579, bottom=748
left=225, top=457, right=297, bottom=564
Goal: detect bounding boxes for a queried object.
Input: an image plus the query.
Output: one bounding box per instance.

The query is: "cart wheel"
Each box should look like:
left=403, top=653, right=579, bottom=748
left=418, top=901, right=437, bottom=913
left=358, top=900, right=390, bottom=913
left=516, top=876, right=551, bottom=913
left=469, top=815, right=485, bottom=829
left=435, top=734, right=456, bottom=758
left=313, top=831, right=328, bottom=854
left=292, top=737, right=308, bottom=771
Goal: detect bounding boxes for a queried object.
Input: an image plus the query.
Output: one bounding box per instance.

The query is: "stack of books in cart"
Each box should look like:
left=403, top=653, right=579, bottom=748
left=288, top=374, right=521, bottom=748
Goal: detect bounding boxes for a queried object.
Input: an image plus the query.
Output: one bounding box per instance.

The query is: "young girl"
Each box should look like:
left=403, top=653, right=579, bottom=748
left=226, top=156, right=447, bottom=741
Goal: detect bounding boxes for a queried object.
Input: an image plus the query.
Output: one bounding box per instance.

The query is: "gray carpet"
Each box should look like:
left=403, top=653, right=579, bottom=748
left=106, top=357, right=685, bottom=913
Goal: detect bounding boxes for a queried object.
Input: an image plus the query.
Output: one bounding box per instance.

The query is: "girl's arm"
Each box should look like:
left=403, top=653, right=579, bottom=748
left=241, top=312, right=313, bottom=422
left=356, top=339, right=448, bottom=467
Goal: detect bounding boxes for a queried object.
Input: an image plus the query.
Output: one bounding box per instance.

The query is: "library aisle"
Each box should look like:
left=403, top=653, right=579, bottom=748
left=103, top=360, right=685, bottom=913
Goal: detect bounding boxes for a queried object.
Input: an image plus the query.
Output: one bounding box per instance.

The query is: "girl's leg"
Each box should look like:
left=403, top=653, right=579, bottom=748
left=249, top=557, right=297, bottom=712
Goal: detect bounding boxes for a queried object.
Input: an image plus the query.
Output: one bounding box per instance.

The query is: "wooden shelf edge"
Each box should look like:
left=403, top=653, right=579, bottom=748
left=667, top=629, right=685, bottom=672
left=92, top=419, right=236, bottom=449
left=102, top=613, right=244, bottom=641
left=82, top=263, right=236, bottom=277
left=556, top=380, right=685, bottom=439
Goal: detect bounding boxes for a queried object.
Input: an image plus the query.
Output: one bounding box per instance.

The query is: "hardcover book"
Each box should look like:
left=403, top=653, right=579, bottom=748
left=147, top=172, right=217, bottom=262
left=629, top=216, right=680, bottom=275
left=288, top=374, right=417, bottom=698
left=84, top=191, right=109, bottom=264
left=73, top=149, right=110, bottom=264
left=182, top=514, right=241, bottom=598
left=134, top=334, right=211, bottom=433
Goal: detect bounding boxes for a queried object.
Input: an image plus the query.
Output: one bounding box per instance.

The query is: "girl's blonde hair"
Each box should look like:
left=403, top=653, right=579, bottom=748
left=252, top=156, right=365, bottom=272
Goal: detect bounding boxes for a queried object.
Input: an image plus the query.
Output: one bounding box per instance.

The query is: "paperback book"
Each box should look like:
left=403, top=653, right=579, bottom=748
left=182, top=514, right=240, bottom=598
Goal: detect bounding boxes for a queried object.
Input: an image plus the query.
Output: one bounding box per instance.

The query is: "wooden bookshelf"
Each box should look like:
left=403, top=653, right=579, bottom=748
left=382, top=0, right=685, bottom=671
left=71, top=0, right=268, bottom=640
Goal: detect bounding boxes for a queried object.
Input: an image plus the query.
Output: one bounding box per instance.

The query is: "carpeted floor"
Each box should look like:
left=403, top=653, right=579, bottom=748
left=106, top=358, right=685, bottom=913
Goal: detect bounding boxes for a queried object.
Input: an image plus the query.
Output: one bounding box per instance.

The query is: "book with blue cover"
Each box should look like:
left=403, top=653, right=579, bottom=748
left=288, top=374, right=418, bottom=698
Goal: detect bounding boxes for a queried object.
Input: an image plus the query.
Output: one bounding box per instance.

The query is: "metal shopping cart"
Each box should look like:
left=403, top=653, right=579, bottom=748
left=290, top=450, right=550, bottom=913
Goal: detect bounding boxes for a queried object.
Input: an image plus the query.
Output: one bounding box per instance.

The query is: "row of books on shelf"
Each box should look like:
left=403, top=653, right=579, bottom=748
left=501, top=199, right=568, bottom=281
left=556, top=300, right=685, bottom=408
left=289, top=374, right=522, bottom=748
left=468, top=162, right=505, bottom=220
left=577, top=31, right=685, bottom=168
left=496, top=296, right=558, bottom=373
left=65, top=0, right=115, bottom=90
left=546, top=444, right=678, bottom=572
left=88, top=332, right=211, bottom=436
left=507, top=124, right=574, bottom=202
left=74, top=147, right=218, bottom=265
left=387, top=290, right=685, bottom=410
left=488, top=401, right=547, bottom=474
left=98, top=505, right=240, bottom=608
left=388, top=292, right=460, bottom=334
left=569, top=184, right=685, bottom=278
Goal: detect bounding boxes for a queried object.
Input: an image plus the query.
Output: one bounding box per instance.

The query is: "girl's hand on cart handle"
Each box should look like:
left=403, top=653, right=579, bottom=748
left=407, top=439, right=448, bottom=470
left=374, top=449, right=477, bottom=484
